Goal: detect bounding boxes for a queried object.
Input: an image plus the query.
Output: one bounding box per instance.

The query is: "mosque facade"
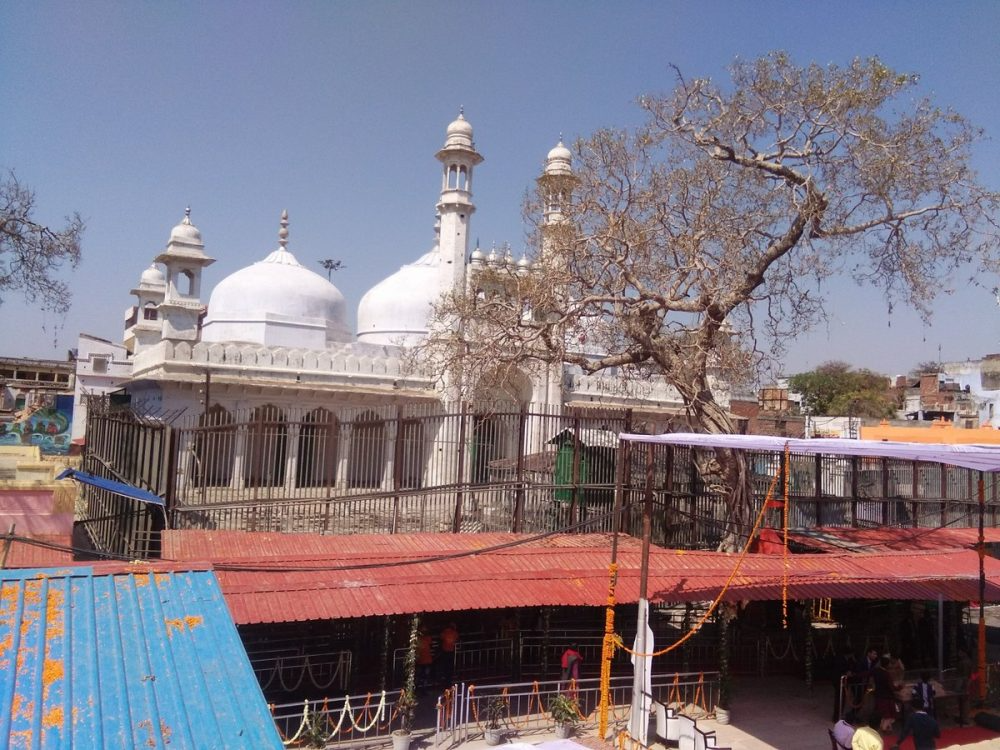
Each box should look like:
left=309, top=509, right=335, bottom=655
left=76, top=114, right=701, bottom=422
left=73, top=115, right=714, bottom=515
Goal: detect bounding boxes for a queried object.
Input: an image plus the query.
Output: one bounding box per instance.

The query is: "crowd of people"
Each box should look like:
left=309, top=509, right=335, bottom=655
left=829, top=644, right=975, bottom=750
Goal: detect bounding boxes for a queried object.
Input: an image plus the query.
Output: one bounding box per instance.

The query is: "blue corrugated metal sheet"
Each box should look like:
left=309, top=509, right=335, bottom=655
left=0, top=568, right=282, bottom=749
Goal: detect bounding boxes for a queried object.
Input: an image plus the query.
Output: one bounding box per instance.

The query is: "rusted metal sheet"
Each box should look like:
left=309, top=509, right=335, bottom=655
left=0, top=568, right=282, bottom=749
left=163, top=531, right=1000, bottom=624
left=1, top=535, right=75, bottom=567
left=788, top=526, right=1000, bottom=552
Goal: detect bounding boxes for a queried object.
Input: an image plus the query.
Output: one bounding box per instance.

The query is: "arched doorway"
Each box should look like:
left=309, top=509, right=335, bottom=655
left=297, top=408, right=339, bottom=488
left=398, top=417, right=424, bottom=490
left=347, top=411, right=385, bottom=489
left=244, top=404, right=287, bottom=488
left=191, top=404, right=235, bottom=489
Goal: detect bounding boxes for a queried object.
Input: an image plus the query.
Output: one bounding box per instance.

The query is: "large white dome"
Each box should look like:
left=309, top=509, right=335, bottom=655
left=202, top=244, right=351, bottom=349
left=357, top=249, right=440, bottom=346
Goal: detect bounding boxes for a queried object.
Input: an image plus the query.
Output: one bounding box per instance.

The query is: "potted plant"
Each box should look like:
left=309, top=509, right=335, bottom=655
left=548, top=694, right=579, bottom=739
left=393, top=689, right=417, bottom=750
left=483, top=696, right=508, bottom=746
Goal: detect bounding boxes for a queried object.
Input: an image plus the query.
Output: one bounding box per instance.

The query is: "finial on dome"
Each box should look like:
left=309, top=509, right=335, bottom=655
left=279, top=209, right=289, bottom=250
left=459, top=105, right=464, bottom=117
left=184, top=206, right=192, bottom=224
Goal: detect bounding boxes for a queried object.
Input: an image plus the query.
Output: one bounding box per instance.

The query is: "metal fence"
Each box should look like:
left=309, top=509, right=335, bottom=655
left=438, top=671, right=720, bottom=747
left=270, top=670, right=720, bottom=749
left=78, top=401, right=174, bottom=558
left=80, top=397, right=1000, bottom=557
left=253, top=650, right=353, bottom=694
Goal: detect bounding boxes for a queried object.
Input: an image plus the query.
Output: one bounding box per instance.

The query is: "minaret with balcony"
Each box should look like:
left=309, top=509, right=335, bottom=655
left=154, top=209, right=215, bottom=343
left=436, top=109, right=483, bottom=293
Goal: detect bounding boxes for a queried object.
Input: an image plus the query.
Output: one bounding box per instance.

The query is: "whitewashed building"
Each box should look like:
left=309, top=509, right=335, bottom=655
left=75, top=114, right=717, bottom=508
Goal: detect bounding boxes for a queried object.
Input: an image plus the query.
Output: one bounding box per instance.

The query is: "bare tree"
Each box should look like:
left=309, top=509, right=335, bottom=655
left=0, top=171, right=84, bottom=314
left=421, top=53, right=999, bottom=548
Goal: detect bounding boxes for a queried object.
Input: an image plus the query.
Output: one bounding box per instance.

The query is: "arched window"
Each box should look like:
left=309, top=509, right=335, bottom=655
left=471, top=415, right=501, bottom=485
left=398, top=418, right=424, bottom=490
left=179, top=269, right=195, bottom=296
left=244, top=404, right=287, bottom=488
left=297, top=408, right=339, bottom=488
left=142, top=302, right=158, bottom=321
left=191, top=405, right=235, bottom=488
left=347, top=411, right=385, bottom=489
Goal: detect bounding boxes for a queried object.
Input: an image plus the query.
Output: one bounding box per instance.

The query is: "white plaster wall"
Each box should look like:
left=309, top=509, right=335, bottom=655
left=941, top=359, right=1000, bottom=427
left=72, top=336, right=132, bottom=440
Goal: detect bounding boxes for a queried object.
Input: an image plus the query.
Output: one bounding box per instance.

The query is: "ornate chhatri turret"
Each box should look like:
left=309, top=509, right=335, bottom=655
left=124, top=263, right=167, bottom=354
left=154, top=208, right=215, bottom=343
left=436, top=108, right=484, bottom=292
left=537, top=136, right=576, bottom=227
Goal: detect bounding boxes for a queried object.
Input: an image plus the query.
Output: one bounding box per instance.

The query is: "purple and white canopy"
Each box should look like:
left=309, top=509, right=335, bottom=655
left=619, top=432, right=1000, bottom=473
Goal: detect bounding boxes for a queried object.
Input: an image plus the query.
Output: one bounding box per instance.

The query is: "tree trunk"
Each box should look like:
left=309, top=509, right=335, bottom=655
left=674, top=374, right=754, bottom=552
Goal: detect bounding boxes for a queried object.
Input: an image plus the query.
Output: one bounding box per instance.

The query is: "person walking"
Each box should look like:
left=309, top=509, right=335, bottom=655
left=560, top=644, right=582, bottom=682
left=437, top=622, right=459, bottom=686
left=892, top=697, right=940, bottom=750
left=911, top=672, right=936, bottom=718
left=872, top=656, right=898, bottom=732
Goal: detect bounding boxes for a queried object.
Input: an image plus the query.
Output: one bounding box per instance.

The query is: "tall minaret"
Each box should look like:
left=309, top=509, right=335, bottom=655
left=536, top=138, right=576, bottom=407
left=436, top=109, right=483, bottom=292
left=536, top=137, right=576, bottom=258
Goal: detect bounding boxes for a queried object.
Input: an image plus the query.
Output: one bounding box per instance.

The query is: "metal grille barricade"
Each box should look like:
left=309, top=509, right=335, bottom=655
left=82, top=396, right=1000, bottom=558
left=435, top=671, right=719, bottom=747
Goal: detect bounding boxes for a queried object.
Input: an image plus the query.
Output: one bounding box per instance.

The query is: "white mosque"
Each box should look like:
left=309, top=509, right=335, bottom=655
left=72, top=113, right=697, bottom=444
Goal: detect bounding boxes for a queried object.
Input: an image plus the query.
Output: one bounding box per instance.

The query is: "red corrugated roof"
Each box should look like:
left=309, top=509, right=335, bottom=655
left=161, top=530, right=1000, bottom=625
left=788, top=526, right=1000, bottom=553
left=2, top=535, right=75, bottom=567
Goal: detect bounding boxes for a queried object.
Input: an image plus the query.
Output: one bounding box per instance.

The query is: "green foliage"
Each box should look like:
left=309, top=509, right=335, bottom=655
left=789, top=361, right=898, bottom=418
left=303, top=704, right=329, bottom=748
left=548, top=694, right=580, bottom=725
left=485, top=696, right=509, bottom=730
left=397, top=614, right=420, bottom=733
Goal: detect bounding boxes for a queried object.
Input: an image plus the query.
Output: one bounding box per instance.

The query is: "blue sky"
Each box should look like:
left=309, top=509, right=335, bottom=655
left=2, top=1, right=998, bottom=378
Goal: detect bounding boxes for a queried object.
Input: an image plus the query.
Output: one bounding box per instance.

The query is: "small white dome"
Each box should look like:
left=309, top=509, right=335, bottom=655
left=547, top=141, right=571, bottom=162
left=169, top=209, right=203, bottom=245
left=447, top=112, right=473, bottom=137
left=470, top=245, right=485, bottom=265
left=139, top=264, right=165, bottom=287
left=545, top=140, right=573, bottom=177
left=443, top=110, right=474, bottom=149
left=357, top=250, right=440, bottom=346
